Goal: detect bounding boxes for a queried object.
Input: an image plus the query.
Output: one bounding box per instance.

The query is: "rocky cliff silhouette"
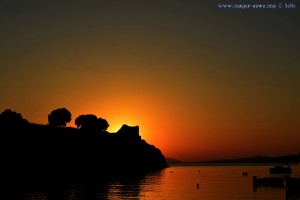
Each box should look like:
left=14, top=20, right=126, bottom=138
left=0, top=109, right=168, bottom=182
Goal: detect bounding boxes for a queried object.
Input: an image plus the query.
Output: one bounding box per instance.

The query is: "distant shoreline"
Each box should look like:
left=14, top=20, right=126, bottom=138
left=168, top=162, right=300, bottom=167
left=166, top=154, right=300, bottom=166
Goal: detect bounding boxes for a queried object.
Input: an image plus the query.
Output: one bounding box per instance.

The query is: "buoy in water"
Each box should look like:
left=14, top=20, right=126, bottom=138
left=242, top=172, right=248, bottom=176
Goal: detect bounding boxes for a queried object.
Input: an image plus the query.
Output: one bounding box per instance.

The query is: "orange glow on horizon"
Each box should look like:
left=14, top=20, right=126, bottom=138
left=17, top=92, right=300, bottom=162
left=1, top=1, right=299, bottom=162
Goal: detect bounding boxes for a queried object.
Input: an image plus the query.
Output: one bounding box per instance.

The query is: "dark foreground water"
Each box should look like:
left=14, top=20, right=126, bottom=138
left=1, top=164, right=300, bottom=200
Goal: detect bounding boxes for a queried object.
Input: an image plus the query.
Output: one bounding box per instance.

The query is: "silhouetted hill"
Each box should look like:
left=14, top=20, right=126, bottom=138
left=196, top=154, right=300, bottom=164
left=0, top=111, right=168, bottom=182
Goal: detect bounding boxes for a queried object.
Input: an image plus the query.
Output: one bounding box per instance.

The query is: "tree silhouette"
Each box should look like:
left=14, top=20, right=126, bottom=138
left=48, top=108, right=72, bottom=127
left=97, top=118, right=109, bottom=131
left=0, top=109, right=29, bottom=129
left=75, top=114, right=109, bottom=131
left=75, top=115, right=84, bottom=128
left=75, top=114, right=97, bottom=129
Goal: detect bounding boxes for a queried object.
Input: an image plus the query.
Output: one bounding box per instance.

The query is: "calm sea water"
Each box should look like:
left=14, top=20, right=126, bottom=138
left=2, top=164, right=300, bottom=200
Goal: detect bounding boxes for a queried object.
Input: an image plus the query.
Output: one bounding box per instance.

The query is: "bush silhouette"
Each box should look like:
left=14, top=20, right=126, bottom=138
left=48, top=108, right=72, bottom=127
left=97, top=118, right=109, bottom=131
left=75, top=114, right=97, bottom=129
left=75, top=114, right=109, bottom=131
left=0, top=109, right=29, bottom=129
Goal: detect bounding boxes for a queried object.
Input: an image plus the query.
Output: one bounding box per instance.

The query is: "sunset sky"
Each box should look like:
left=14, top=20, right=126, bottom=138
left=1, top=1, right=299, bottom=161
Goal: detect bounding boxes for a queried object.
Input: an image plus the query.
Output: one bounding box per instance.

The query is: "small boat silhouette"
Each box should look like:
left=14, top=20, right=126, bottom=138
left=253, top=176, right=284, bottom=187
left=269, top=165, right=292, bottom=174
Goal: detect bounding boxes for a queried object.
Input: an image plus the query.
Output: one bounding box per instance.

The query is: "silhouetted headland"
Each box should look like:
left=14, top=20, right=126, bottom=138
left=0, top=108, right=168, bottom=182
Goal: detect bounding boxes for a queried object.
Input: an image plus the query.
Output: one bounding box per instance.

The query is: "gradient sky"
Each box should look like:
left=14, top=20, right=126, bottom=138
left=1, top=0, right=299, bottom=161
